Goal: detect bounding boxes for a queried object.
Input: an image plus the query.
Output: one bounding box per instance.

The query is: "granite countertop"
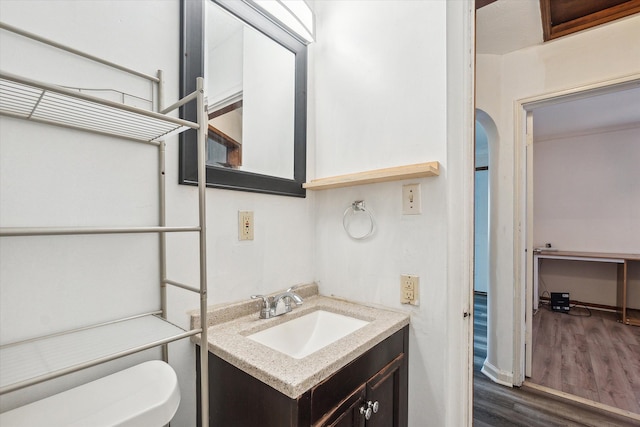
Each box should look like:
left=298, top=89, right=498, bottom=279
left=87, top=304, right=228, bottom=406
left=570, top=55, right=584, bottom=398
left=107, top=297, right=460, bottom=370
left=190, top=284, right=409, bottom=399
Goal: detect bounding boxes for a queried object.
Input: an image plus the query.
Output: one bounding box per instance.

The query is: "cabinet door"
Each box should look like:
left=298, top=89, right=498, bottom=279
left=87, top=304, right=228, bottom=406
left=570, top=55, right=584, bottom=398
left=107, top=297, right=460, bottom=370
left=365, top=354, right=404, bottom=427
left=316, top=385, right=366, bottom=427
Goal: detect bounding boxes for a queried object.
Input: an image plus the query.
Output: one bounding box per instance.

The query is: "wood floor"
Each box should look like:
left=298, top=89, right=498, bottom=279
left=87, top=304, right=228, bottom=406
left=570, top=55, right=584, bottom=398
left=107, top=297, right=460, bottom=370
left=530, top=304, right=640, bottom=414
left=474, top=293, right=487, bottom=372
left=473, top=294, right=640, bottom=426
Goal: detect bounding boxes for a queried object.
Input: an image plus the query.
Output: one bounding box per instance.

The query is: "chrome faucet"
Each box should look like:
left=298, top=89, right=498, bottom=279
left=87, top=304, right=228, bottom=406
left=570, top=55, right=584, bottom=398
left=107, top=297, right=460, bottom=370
left=251, top=287, right=303, bottom=319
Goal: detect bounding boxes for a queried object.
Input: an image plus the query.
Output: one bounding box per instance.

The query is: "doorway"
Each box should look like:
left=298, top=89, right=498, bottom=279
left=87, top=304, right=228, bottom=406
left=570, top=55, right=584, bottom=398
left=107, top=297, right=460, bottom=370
left=473, top=119, right=489, bottom=373
left=516, top=77, right=640, bottom=418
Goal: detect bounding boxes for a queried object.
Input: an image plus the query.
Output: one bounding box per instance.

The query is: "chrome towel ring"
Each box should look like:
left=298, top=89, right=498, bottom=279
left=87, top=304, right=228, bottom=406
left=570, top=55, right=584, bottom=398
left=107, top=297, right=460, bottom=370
left=343, top=200, right=375, bottom=240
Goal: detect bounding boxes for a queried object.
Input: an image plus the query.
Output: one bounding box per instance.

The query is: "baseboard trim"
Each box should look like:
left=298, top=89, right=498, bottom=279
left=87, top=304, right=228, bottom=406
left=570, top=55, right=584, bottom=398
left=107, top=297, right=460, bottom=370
left=481, top=360, right=513, bottom=387
left=522, top=381, right=640, bottom=423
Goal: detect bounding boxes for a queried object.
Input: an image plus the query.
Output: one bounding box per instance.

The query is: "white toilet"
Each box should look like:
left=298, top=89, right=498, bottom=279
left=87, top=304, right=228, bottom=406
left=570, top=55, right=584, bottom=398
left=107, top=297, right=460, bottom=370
left=0, top=360, right=180, bottom=427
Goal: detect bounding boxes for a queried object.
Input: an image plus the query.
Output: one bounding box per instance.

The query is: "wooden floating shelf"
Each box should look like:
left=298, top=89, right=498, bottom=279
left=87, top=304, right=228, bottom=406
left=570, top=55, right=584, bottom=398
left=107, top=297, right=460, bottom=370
left=303, top=161, right=440, bottom=190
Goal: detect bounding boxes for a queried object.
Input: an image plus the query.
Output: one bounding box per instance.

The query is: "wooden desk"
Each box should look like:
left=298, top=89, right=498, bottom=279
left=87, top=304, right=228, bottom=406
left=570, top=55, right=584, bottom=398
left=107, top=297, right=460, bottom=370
left=533, top=250, right=640, bottom=326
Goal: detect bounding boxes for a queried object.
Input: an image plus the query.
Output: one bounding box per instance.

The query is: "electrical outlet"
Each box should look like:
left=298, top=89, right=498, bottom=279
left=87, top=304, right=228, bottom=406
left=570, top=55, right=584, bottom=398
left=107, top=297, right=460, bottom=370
left=238, top=211, right=254, bottom=241
left=400, top=274, right=419, bottom=305
left=402, top=184, right=421, bottom=215
left=403, top=289, right=414, bottom=301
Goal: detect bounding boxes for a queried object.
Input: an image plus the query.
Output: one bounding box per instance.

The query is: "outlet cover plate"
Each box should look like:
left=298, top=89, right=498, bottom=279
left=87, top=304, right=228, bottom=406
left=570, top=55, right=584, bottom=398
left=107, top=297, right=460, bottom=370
left=400, top=274, right=419, bottom=305
left=238, top=211, right=254, bottom=241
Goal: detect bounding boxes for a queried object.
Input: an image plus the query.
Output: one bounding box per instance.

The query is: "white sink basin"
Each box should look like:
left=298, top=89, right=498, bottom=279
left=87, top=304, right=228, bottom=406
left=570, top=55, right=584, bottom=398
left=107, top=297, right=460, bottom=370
left=247, top=310, right=369, bottom=359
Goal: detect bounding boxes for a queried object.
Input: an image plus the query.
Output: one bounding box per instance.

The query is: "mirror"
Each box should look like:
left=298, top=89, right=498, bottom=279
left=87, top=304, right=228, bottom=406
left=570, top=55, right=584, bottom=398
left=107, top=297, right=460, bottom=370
left=205, top=3, right=295, bottom=178
left=180, top=0, right=308, bottom=197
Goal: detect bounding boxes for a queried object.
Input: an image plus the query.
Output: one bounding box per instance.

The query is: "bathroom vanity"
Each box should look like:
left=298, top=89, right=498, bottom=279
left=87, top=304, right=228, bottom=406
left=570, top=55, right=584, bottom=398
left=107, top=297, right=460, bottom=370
left=192, top=287, right=409, bottom=426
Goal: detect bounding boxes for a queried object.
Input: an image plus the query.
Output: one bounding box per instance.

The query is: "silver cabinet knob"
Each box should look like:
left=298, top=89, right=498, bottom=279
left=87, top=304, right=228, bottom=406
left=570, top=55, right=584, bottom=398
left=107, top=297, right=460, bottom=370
left=359, top=405, right=373, bottom=420
left=359, top=401, right=379, bottom=420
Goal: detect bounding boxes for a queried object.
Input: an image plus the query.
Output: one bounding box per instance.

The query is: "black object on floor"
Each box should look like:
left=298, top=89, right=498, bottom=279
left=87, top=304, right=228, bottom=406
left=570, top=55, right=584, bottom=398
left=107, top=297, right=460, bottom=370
left=550, top=292, right=570, bottom=313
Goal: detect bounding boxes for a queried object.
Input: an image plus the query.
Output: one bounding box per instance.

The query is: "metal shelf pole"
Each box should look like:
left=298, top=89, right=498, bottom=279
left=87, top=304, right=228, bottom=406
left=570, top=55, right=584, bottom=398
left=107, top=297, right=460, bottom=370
left=1, top=328, right=202, bottom=395
left=164, top=279, right=200, bottom=294
left=158, top=69, right=169, bottom=364
left=0, top=226, right=200, bottom=237
left=0, top=22, right=160, bottom=83
left=196, top=76, right=209, bottom=427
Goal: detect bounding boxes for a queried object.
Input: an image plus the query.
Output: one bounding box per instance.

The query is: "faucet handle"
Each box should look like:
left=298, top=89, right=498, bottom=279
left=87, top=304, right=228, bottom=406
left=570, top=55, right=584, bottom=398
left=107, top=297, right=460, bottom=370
left=251, top=295, right=272, bottom=319
left=251, top=294, right=270, bottom=307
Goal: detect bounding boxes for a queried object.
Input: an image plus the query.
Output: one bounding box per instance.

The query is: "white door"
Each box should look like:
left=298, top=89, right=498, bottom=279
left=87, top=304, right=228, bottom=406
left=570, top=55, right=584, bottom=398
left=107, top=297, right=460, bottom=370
left=524, top=110, right=534, bottom=378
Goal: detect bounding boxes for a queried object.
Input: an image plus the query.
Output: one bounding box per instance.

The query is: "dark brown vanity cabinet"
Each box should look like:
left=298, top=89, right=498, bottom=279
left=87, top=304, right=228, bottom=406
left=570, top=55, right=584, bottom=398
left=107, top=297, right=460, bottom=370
left=317, top=353, right=405, bottom=427
left=196, top=326, right=408, bottom=427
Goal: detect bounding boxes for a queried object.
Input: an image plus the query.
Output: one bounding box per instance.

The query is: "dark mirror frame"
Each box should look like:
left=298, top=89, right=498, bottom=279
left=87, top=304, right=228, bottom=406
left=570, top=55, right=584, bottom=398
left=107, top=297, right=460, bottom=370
left=179, top=0, right=307, bottom=197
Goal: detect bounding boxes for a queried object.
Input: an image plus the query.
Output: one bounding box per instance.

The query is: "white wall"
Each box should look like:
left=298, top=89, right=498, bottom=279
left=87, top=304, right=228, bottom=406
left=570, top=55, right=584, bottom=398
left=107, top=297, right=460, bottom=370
left=476, top=15, right=640, bottom=384
left=310, top=1, right=473, bottom=425
left=312, top=1, right=447, bottom=178
left=0, top=2, right=315, bottom=426
left=533, top=126, right=640, bottom=253
left=533, top=126, right=640, bottom=307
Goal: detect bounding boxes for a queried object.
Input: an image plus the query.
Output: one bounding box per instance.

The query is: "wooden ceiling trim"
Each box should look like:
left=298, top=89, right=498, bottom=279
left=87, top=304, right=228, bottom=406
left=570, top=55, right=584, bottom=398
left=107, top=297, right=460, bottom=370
left=549, top=0, right=629, bottom=24
left=476, top=0, right=498, bottom=10
left=541, top=0, right=640, bottom=41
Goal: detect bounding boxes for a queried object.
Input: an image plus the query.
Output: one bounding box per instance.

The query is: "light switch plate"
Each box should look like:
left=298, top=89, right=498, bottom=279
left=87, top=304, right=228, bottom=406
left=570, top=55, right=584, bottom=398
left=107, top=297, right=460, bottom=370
left=402, top=184, right=421, bottom=215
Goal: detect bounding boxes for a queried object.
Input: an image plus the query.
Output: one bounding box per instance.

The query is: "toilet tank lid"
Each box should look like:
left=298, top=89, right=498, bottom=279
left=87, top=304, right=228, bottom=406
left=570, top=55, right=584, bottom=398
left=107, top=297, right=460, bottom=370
left=0, top=360, right=181, bottom=427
